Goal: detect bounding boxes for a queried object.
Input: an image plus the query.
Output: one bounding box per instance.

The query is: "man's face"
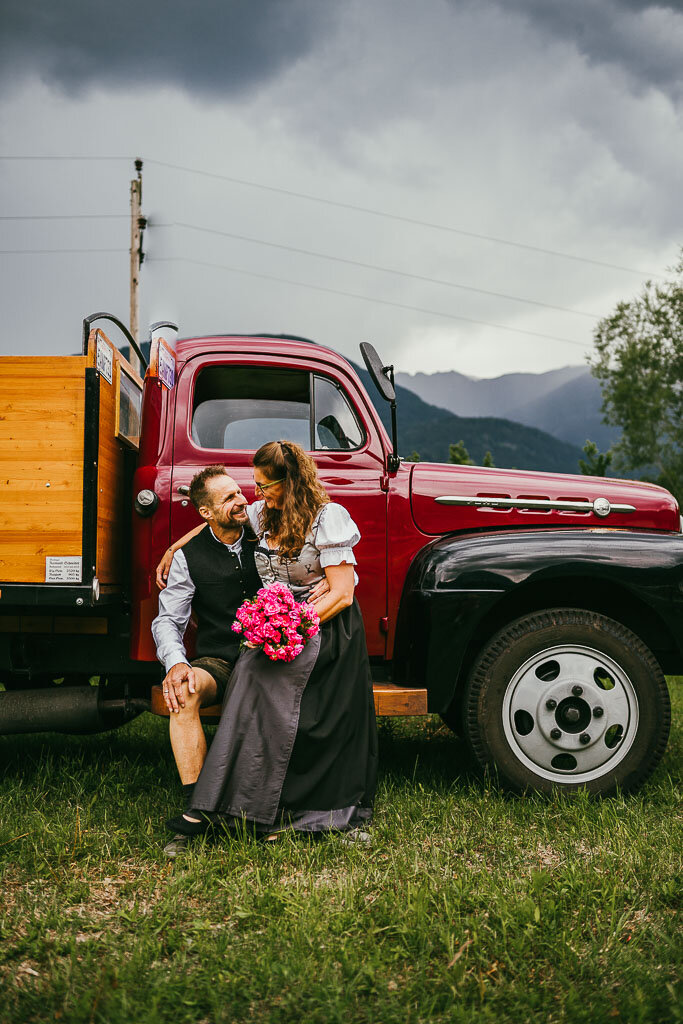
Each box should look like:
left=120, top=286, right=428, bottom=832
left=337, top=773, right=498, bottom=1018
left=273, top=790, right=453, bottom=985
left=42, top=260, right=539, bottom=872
left=201, top=475, right=248, bottom=529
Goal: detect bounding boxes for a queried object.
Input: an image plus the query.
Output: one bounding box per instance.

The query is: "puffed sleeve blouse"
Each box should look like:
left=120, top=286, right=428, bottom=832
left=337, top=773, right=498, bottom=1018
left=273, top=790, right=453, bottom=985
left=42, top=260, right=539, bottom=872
left=246, top=500, right=360, bottom=597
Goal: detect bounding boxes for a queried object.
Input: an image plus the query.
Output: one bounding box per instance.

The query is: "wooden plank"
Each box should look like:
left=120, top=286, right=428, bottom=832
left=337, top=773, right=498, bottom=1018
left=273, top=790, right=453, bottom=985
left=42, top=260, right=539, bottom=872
left=0, top=356, right=86, bottom=583
left=85, top=330, right=142, bottom=586
left=150, top=682, right=429, bottom=719
left=373, top=683, right=428, bottom=716
left=95, top=344, right=125, bottom=584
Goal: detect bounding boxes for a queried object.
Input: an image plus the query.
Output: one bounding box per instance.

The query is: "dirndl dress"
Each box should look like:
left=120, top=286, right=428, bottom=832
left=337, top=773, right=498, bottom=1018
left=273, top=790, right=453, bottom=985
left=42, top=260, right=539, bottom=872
left=189, top=501, right=378, bottom=833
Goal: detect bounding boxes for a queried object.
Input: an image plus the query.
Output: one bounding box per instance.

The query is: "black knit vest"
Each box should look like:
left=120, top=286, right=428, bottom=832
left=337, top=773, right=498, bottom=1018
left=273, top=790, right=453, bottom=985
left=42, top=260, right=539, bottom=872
left=183, top=526, right=261, bottom=663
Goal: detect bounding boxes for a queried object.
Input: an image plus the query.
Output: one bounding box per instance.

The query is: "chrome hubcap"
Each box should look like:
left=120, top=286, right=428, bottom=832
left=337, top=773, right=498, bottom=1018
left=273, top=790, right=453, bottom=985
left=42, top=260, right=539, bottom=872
left=502, top=645, right=638, bottom=782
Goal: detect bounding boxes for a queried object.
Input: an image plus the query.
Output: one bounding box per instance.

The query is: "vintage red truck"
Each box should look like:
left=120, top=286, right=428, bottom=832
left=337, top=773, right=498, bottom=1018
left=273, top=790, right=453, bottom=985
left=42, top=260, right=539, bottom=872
left=0, top=312, right=680, bottom=796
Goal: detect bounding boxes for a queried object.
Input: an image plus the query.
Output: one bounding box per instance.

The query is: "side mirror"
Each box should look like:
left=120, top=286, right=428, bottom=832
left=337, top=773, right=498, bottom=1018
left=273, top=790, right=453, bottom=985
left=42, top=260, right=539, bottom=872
left=359, top=341, right=400, bottom=473
left=359, top=342, right=396, bottom=402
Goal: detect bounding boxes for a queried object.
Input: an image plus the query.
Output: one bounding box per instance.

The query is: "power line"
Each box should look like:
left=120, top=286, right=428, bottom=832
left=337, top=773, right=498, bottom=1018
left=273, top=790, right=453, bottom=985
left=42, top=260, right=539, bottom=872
left=0, top=247, right=127, bottom=254
left=150, top=255, right=590, bottom=350
left=0, top=156, right=131, bottom=161
left=0, top=155, right=663, bottom=277
left=162, top=220, right=600, bottom=320
left=0, top=214, right=127, bottom=221
left=145, top=158, right=660, bottom=278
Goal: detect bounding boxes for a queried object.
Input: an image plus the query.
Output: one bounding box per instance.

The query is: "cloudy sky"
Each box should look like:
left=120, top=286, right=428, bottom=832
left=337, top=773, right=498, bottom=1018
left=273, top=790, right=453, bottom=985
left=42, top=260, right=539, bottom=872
left=1, top=0, right=681, bottom=377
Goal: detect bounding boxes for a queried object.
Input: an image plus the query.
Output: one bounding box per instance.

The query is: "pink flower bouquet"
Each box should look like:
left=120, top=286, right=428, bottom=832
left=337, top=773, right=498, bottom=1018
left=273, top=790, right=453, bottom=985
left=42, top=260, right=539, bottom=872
left=231, top=581, right=320, bottom=662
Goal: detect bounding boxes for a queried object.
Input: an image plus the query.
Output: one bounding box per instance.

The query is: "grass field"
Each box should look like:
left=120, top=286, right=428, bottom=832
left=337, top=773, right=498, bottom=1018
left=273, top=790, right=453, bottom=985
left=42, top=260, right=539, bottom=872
left=1, top=680, right=681, bottom=1024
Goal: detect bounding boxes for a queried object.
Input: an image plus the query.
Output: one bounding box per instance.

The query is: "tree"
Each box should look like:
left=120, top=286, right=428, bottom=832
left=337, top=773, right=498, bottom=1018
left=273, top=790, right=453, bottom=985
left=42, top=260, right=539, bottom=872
left=406, top=450, right=421, bottom=463
left=579, top=440, right=612, bottom=477
left=482, top=450, right=495, bottom=468
left=590, top=252, right=683, bottom=503
left=449, top=440, right=473, bottom=465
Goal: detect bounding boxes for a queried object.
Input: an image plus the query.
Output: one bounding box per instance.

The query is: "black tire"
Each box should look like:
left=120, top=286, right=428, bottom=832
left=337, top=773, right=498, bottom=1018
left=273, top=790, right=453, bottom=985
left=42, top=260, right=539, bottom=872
left=464, top=608, right=671, bottom=796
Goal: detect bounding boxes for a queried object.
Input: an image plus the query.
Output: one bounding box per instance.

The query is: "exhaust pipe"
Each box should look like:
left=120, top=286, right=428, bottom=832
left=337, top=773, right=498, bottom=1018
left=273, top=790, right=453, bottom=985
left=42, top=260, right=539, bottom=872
left=0, top=686, right=148, bottom=736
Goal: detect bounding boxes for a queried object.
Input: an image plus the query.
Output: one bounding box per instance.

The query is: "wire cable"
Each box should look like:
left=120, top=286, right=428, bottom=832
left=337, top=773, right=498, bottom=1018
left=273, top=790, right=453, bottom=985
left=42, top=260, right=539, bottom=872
left=149, top=255, right=590, bottom=349
left=0, top=214, right=128, bottom=221
left=0, top=156, right=660, bottom=277
left=160, top=220, right=600, bottom=319
left=145, top=158, right=660, bottom=278
left=0, top=247, right=127, bottom=254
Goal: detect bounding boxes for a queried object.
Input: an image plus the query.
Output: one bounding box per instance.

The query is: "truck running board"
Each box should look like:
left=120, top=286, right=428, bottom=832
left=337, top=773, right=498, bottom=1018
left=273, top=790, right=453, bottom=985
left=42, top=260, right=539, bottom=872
left=150, top=683, right=428, bottom=718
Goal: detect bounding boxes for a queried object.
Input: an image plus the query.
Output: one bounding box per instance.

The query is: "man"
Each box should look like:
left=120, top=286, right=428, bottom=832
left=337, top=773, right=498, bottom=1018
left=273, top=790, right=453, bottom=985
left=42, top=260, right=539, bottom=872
left=152, top=465, right=262, bottom=855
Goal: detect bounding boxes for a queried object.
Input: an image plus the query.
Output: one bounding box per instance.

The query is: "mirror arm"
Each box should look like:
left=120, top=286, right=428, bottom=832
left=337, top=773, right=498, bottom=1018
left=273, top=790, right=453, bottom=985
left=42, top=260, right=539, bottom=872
left=384, top=364, right=401, bottom=472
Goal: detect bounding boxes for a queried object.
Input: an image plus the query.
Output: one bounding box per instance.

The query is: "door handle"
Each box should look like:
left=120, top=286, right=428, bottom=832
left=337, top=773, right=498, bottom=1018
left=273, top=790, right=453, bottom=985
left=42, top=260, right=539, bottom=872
left=177, top=485, right=190, bottom=495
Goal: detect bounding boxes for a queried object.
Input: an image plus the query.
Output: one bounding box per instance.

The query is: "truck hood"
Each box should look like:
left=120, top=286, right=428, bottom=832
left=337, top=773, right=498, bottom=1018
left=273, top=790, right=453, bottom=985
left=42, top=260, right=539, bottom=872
left=410, top=463, right=681, bottom=535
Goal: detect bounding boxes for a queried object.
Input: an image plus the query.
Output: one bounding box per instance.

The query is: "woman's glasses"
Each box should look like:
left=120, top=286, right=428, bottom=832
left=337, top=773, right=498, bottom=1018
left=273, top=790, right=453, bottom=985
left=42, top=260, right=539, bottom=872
left=254, top=477, right=285, bottom=494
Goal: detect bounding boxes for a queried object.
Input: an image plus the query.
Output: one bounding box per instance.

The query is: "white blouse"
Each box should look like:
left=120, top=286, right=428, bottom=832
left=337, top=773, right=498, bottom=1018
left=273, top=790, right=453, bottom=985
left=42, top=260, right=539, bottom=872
left=246, top=501, right=361, bottom=597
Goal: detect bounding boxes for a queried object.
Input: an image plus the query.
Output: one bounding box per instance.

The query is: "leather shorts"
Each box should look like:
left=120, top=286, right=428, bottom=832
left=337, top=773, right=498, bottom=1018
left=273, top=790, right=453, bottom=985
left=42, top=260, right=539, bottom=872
left=190, top=656, right=234, bottom=703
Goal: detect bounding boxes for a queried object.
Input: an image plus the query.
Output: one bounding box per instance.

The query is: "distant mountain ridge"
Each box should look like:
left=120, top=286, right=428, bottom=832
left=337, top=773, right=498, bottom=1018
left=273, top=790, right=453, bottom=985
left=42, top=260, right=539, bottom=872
left=395, top=366, right=619, bottom=451
left=353, top=364, right=583, bottom=473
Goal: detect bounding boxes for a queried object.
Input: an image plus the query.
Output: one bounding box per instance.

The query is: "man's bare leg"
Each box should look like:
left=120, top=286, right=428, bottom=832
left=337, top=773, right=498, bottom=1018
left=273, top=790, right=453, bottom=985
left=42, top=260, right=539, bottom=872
left=168, top=668, right=218, bottom=784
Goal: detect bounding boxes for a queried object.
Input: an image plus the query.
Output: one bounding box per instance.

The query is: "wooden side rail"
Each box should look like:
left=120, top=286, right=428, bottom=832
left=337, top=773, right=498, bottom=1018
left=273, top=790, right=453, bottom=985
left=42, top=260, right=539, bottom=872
left=150, top=682, right=428, bottom=718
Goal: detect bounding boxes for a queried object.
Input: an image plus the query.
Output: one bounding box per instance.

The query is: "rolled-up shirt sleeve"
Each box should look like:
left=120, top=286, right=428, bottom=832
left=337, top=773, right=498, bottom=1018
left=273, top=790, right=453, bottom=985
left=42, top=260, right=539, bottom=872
left=151, top=550, right=195, bottom=674
left=316, top=503, right=361, bottom=568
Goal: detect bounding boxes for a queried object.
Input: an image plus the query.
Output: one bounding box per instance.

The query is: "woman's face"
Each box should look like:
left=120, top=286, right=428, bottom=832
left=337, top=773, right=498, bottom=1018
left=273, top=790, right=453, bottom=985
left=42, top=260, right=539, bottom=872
left=253, top=467, right=286, bottom=510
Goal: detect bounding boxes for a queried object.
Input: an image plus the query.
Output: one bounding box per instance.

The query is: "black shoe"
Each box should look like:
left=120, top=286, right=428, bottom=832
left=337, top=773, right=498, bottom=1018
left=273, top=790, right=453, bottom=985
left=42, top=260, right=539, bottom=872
left=165, top=809, right=213, bottom=836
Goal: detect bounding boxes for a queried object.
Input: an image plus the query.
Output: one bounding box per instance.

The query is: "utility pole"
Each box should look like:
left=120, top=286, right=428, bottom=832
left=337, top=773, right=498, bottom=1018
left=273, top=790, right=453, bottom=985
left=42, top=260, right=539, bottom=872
left=128, top=158, right=146, bottom=375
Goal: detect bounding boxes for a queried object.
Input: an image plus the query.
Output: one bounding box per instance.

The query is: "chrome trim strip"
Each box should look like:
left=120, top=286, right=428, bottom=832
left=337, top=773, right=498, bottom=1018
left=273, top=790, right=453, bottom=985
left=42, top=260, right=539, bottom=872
left=434, top=495, right=636, bottom=515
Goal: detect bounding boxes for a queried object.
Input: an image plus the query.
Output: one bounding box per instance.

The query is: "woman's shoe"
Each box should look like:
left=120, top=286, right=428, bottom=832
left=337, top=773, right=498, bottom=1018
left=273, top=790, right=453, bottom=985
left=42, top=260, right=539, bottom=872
left=165, top=810, right=213, bottom=836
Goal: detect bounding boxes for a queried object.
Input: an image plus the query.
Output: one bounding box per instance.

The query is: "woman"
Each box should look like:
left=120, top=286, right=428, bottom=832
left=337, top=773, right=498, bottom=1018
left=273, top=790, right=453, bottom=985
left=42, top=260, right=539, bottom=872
left=163, top=440, right=378, bottom=840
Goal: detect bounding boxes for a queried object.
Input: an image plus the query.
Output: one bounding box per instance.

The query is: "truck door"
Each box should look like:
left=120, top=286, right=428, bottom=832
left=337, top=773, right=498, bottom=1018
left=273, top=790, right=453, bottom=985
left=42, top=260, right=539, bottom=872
left=170, top=355, right=388, bottom=657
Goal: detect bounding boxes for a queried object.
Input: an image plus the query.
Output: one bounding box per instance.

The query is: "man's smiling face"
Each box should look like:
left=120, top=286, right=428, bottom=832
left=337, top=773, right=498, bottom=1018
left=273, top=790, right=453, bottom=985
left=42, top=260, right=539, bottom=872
left=201, top=474, right=248, bottom=530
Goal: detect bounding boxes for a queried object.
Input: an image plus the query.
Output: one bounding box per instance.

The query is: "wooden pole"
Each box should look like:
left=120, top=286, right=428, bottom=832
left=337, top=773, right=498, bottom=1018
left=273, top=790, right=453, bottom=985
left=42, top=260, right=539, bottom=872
left=128, top=159, right=143, bottom=375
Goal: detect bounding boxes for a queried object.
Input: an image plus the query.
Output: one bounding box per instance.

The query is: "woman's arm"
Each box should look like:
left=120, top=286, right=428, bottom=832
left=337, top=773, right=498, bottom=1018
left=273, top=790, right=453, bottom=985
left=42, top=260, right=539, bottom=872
left=310, top=563, right=355, bottom=623
left=155, top=524, right=207, bottom=590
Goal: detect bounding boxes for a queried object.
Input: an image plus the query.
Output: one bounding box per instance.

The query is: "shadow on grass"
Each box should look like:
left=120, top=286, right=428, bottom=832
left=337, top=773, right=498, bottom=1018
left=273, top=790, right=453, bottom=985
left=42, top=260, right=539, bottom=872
left=0, top=710, right=481, bottom=797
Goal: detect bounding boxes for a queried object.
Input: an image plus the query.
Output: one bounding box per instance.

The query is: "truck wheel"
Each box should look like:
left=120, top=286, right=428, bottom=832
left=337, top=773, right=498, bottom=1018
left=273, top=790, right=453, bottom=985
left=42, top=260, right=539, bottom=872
left=464, top=609, right=671, bottom=796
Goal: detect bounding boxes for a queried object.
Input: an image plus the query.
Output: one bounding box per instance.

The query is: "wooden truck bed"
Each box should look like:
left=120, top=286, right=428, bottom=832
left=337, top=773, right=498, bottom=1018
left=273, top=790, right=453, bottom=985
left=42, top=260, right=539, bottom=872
left=0, top=331, right=142, bottom=600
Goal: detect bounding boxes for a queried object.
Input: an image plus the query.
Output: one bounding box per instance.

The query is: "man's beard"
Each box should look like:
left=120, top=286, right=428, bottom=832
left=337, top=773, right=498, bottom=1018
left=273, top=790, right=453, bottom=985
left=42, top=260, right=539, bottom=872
left=212, top=507, right=246, bottom=530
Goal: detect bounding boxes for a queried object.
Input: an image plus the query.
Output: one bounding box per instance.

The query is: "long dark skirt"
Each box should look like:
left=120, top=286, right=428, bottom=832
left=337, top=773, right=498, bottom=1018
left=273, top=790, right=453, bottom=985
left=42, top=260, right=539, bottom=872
left=190, top=598, right=378, bottom=832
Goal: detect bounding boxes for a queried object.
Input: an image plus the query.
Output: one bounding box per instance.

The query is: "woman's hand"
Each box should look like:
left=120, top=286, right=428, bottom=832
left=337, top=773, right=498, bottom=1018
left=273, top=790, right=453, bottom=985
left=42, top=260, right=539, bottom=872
left=155, top=524, right=207, bottom=589
left=156, top=548, right=175, bottom=590
left=308, top=577, right=331, bottom=605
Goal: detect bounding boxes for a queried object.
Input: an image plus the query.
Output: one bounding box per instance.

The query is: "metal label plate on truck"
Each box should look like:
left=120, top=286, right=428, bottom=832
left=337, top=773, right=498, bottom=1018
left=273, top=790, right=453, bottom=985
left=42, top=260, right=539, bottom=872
left=45, top=557, right=82, bottom=583
left=157, top=340, right=175, bottom=389
left=96, top=335, right=113, bottom=384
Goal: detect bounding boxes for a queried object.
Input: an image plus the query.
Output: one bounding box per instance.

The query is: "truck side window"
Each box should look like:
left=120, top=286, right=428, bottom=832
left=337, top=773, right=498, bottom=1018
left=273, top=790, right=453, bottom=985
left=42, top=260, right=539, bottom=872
left=192, top=366, right=311, bottom=450
left=313, top=376, right=365, bottom=450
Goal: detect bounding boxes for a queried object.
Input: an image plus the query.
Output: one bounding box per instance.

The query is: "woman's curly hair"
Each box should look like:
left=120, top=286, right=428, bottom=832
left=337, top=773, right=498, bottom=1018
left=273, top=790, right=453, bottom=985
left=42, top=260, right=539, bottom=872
left=253, top=440, right=329, bottom=561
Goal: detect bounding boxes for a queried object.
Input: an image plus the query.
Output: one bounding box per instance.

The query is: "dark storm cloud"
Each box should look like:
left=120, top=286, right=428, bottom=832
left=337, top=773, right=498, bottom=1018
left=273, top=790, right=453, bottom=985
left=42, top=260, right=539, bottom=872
left=494, top=0, right=683, bottom=94
left=0, top=0, right=334, bottom=96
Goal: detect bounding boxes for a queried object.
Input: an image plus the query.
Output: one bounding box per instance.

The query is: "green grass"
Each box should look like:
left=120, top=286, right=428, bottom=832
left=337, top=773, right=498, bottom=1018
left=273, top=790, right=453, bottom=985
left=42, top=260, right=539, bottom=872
left=1, top=682, right=681, bottom=1024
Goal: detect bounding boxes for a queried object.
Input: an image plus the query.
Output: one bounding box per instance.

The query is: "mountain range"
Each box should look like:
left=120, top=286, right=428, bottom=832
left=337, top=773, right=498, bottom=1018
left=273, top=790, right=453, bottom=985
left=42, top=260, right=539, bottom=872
left=353, top=365, right=584, bottom=473
left=395, top=366, right=619, bottom=451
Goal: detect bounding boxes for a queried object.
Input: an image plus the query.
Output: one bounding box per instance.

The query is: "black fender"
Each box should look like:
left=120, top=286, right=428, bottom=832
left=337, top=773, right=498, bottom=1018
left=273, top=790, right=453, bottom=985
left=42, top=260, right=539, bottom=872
left=393, top=528, right=683, bottom=714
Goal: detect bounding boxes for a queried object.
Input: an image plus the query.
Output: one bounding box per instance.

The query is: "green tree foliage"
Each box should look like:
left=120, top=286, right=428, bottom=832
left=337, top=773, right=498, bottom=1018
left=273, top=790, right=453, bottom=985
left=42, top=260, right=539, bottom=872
left=406, top=450, right=421, bottom=463
left=579, top=439, right=613, bottom=477
left=449, top=440, right=474, bottom=465
left=591, top=253, right=683, bottom=502
left=482, top=450, right=495, bottom=468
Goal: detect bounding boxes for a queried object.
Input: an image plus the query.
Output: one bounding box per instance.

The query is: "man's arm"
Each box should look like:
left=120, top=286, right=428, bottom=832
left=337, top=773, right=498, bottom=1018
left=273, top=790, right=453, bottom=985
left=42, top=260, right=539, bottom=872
left=151, top=550, right=197, bottom=712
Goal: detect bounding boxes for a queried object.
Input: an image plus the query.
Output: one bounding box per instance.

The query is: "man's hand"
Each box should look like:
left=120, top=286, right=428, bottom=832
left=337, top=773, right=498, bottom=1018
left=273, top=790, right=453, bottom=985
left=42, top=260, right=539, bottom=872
left=156, top=548, right=175, bottom=591
left=308, top=577, right=330, bottom=605
left=162, top=662, right=197, bottom=713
